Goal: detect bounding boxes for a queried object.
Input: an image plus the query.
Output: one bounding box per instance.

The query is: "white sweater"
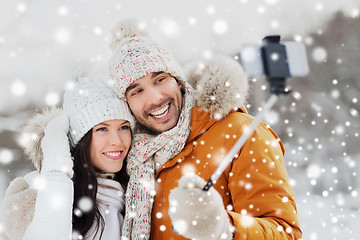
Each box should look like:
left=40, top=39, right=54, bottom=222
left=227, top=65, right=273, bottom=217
left=2, top=171, right=125, bottom=240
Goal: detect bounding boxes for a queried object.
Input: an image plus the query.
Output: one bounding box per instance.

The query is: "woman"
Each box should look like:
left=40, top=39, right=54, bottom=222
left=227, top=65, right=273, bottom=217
left=0, top=77, right=134, bottom=240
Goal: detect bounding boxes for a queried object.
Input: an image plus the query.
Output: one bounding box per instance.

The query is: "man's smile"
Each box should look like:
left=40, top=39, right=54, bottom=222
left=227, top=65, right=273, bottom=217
left=149, top=103, right=170, bottom=119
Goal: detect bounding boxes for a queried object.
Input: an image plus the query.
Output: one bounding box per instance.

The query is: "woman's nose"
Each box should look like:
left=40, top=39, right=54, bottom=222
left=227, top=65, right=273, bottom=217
left=110, top=132, right=123, bottom=146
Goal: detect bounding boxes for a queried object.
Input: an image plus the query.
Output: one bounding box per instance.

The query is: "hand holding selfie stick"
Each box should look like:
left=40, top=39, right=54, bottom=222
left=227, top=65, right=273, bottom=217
left=203, top=35, right=308, bottom=191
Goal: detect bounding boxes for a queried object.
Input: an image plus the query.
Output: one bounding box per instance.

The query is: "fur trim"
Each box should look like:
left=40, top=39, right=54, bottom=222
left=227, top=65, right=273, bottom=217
left=18, top=108, right=62, bottom=170
left=185, top=55, right=249, bottom=120
left=0, top=177, right=37, bottom=240
left=109, top=18, right=148, bottom=51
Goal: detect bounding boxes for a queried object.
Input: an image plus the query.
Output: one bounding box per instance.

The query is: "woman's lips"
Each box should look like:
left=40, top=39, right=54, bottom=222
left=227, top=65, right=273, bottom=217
left=103, top=151, right=122, bottom=160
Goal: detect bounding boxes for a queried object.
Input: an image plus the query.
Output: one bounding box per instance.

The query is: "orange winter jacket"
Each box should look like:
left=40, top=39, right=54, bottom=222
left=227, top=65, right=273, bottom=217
left=150, top=106, right=302, bottom=240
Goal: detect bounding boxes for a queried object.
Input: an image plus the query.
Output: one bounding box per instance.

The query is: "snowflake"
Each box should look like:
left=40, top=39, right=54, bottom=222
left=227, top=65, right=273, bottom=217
left=160, top=19, right=180, bottom=38
left=0, top=149, right=14, bottom=165
left=307, top=164, right=322, bottom=179
left=58, top=6, right=68, bottom=16
left=213, top=19, right=228, bottom=35
left=78, top=196, right=94, bottom=213
left=45, top=91, right=60, bottom=106
left=312, top=47, right=327, bottom=62
left=10, top=80, right=26, bottom=97
left=16, top=2, right=27, bottom=13
left=54, top=27, right=72, bottom=44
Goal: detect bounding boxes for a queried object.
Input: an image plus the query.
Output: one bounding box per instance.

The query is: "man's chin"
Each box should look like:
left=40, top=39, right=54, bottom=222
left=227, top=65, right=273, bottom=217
left=137, top=119, right=177, bottom=135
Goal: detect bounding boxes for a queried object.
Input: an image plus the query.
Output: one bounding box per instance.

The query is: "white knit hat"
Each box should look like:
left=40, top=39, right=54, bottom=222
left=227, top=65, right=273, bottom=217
left=108, top=19, right=186, bottom=100
left=63, top=77, right=134, bottom=146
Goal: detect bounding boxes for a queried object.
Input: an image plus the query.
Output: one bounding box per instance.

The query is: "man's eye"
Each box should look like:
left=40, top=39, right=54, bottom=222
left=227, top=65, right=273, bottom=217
left=96, top=127, right=107, bottom=132
left=131, top=89, right=142, bottom=96
left=155, top=77, right=165, bottom=84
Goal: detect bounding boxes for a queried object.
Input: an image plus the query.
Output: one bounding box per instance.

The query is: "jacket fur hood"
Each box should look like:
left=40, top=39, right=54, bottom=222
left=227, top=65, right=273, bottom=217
left=185, top=55, right=249, bottom=119
left=19, top=55, right=249, bottom=169
left=18, top=108, right=63, bottom=171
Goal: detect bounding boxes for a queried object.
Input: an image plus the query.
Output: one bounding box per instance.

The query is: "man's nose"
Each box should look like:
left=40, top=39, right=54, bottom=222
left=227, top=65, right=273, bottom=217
left=145, top=88, right=163, bottom=105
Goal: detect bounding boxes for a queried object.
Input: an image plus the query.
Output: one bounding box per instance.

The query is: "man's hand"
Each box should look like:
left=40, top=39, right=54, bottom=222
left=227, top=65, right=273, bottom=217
left=168, top=173, right=233, bottom=240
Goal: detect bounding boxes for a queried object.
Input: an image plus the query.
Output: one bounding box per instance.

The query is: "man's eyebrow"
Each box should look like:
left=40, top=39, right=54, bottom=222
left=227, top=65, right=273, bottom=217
left=151, top=71, right=164, bottom=78
left=125, top=72, right=164, bottom=94
left=126, top=82, right=139, bottom=93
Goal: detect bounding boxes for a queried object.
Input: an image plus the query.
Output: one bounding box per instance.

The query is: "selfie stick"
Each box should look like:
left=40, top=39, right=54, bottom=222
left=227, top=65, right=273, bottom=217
left=202, top=94, right=279, bottom=190
left=203, top=35, right=292, bottom=191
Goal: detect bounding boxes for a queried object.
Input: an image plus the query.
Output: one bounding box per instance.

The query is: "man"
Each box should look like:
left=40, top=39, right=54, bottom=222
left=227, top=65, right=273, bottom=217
left=109, top=19, right=302, bottom=240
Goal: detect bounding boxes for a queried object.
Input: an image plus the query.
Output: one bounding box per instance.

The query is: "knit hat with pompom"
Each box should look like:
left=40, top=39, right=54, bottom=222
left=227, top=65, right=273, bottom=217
left=108, top=18, right=186, bottom=101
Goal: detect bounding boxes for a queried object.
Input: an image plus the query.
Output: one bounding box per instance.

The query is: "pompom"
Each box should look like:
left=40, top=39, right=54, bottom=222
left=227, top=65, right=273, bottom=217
left=109, top=18, right=148, bottom=51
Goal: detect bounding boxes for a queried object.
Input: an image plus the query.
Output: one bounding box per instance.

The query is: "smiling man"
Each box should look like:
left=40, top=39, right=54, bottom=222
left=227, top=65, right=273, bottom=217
left=108, top=19, right=302, bottom=240
left=125, top=72, right=183, bottom=134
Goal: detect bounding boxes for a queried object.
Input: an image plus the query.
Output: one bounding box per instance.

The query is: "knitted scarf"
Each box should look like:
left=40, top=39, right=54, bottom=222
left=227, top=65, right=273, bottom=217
left=122, top=83, right=194, bottom=240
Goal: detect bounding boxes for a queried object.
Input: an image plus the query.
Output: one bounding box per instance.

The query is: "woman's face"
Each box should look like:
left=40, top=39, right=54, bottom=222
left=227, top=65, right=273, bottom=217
left=89, top=119, right=132, bottom=173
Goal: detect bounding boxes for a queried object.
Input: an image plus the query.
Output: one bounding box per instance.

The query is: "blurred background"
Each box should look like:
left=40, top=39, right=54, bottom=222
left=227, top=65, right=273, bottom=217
left=1, top=0, right=359, bottom=239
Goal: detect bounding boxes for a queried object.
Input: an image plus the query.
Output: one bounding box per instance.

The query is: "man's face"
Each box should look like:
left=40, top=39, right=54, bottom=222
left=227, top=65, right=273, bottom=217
left=125, top=72, right=183, bottom=134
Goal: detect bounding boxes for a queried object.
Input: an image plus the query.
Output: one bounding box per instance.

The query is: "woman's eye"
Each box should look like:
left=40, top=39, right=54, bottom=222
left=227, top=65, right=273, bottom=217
left=96, top=127, right=107, bottom=132
left=120, top=125, right=130, bottom=130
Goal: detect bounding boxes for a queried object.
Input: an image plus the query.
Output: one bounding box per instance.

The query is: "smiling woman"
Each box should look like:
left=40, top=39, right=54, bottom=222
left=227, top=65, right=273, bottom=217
left=0, top=78, right=135, bottom=240
left=90, top=119, right=132, bottom=173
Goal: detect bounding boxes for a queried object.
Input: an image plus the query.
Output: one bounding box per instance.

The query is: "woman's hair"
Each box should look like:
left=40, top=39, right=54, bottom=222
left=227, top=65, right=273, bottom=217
left=71, top=129, right=130, bottom=238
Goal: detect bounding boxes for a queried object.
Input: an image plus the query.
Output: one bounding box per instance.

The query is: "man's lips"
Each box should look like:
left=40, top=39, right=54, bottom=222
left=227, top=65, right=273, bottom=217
left=149, top=103, right=170, bottom=119
left=103, top=151, right=122, bottom=160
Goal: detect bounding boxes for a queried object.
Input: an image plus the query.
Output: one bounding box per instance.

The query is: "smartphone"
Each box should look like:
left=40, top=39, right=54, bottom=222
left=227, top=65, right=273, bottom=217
left=240, top=40, right=309, bottom=78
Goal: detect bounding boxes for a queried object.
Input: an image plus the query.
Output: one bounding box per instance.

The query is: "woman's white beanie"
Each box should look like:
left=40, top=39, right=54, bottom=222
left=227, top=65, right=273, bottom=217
left=108, top=18, right=186, bottom=100
left=63, top=77, right=134, bottom=146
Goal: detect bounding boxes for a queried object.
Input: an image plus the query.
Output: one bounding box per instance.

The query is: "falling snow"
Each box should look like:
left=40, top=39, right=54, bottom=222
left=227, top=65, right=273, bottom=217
left=0, top=149, right=13, bottom=165
left=77, top=196, right=94, bottom=213
left=213, top=19, right=229, bottom=35
left=1, top=1, right=360, bottom=240
left=312, top=47, right=328, bottom=62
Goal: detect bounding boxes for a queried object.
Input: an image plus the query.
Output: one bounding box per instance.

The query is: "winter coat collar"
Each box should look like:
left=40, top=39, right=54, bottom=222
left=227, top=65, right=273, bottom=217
left=186, top=106, right=218, bottom=144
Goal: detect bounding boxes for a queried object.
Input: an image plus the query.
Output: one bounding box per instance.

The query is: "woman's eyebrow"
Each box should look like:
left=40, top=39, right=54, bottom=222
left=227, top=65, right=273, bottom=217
left=95, top=123, right=110, bottom=127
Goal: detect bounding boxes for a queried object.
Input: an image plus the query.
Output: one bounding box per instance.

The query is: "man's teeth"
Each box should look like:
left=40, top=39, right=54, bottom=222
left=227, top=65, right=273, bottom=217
left=105, top=151, right=121, bottom=157
left=150, top=104, right=169, bottom=118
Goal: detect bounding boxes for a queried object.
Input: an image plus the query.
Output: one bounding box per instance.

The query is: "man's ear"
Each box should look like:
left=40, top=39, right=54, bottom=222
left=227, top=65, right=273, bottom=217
left=178, top=81, right=185, bottom=95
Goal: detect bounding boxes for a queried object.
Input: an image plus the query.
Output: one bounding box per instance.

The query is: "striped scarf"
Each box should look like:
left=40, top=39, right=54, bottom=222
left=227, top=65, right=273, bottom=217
left=122, top=83, right=194, bottom=240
